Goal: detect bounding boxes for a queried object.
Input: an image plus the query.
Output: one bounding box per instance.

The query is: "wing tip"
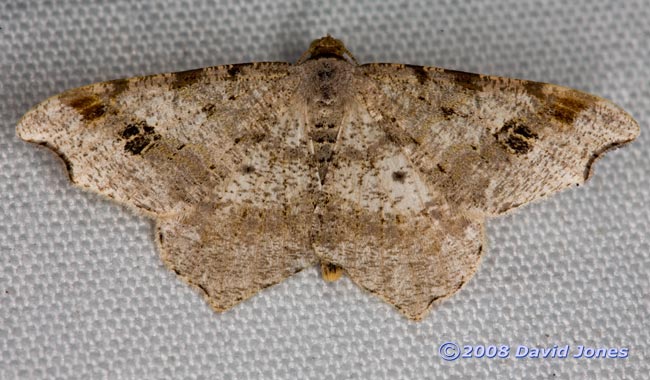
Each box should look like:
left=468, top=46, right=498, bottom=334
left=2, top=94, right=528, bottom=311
left=582, top=101, right=640, bottom=182
left=16, top=100, right=44, bottom=142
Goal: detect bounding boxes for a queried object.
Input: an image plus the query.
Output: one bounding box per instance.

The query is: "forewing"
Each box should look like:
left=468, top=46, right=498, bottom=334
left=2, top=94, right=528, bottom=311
left=360, top=63, right=639, bottom=216
left=17, top=63, right=296, bottom=215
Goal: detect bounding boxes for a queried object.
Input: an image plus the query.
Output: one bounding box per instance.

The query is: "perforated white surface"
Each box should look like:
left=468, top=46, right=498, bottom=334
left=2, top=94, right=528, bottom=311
left=1, top=1, right=648, bottom=378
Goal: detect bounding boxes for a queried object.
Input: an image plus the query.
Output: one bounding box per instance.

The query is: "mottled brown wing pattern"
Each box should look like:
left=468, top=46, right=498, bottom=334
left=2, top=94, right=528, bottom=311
left=17, top=62, right=321, bottom=311
left=16, top=36, right=639, bottom=321
left=360, top=63, right=639, bottom=217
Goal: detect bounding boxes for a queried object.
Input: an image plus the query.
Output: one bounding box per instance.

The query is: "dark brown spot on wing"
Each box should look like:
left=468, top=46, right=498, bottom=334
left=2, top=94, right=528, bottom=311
left=120, top=120, right=161, bottom=155
left=441, top=106, right=456, bottom=118
left=171, top=68, right=205, bottom=89
left=60, top=77, right=134, bottom=121
left=120, top=124, right=140, bottom=139
left=124, top=136, right=151, bottom=155
left=443, top=69, right=484, bottom=91
left=242, top=165, right=256, bottom=174
left=107, top=78, right=129, bottom=97
left=60, top=91, right=106, bottom=122
left=405, top=65, right=428, bottom=84
left=228, top=64, right=247, bottom=78
left=79, top=102, right=106, bottom=120
left=392, top=171, right=407, bottom=183
left=523, top=81, right=546, bottom=101
left=524, top=81, right=593, bottom=124
left=494, top=119, right=538, bottom=155
left=551, top=95, right=591, bottom=124
left=505, top=136, right=532, bottom=153
left=512, top=124, right=537, bottom=139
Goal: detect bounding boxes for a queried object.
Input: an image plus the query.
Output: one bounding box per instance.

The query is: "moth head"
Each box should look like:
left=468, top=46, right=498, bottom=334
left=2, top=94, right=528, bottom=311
left=297, top=35, right=358, bottom=65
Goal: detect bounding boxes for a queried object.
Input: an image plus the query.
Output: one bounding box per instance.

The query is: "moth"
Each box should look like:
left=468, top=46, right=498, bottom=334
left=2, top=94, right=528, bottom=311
left=17, top=36, right=639, bottom=320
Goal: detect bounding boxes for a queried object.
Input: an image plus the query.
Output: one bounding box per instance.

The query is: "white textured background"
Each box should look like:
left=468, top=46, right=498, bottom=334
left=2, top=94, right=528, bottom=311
left=1, top=1, right=648, bottom=379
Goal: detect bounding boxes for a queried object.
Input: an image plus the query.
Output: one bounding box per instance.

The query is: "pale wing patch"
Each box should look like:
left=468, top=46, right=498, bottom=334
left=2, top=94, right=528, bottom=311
left=371, top=152, right=433, bottom=213
left=219, top=147, right=314, bottom=207
left=327, top=151, right=435, bottom=214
